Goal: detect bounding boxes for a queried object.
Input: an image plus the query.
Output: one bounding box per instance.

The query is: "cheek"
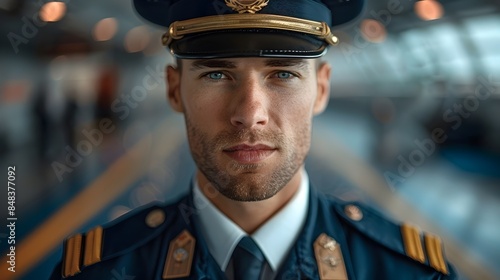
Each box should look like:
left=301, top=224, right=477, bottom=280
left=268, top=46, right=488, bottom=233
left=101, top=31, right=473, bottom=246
left=276, top=89, right=315, bottom=148
left=180, top=84, right=223, bottom=124
left=271, top=101, right=313, bottom=156
left=272, top=88, right=316, bottom=127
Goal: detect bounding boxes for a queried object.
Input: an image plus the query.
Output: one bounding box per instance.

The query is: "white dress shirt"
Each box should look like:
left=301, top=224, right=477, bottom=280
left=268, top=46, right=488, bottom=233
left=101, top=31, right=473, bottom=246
left=192, top=169, right=310, bottom=276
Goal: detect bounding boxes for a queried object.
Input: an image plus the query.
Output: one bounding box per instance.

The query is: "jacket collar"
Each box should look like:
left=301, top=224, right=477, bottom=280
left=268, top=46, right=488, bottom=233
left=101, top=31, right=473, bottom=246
left=180, top=183, right=356, bottom=280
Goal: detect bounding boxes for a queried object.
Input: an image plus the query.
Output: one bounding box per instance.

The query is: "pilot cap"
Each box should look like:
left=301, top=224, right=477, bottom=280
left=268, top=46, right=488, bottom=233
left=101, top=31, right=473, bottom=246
left=133, top=0, right=364, bottom=58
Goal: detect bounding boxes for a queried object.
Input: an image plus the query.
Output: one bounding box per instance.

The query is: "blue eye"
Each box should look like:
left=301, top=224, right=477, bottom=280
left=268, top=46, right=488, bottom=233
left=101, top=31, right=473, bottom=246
left=207, top=72, right=224, bottom=80
left=276, top=72, right=293, bottom=79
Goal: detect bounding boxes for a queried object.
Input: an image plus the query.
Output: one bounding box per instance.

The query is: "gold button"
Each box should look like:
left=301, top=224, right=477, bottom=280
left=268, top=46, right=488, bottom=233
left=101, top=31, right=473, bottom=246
left=145, top=209, right=165, bottom=228
left=345, top=205, right=363, bottom=221
left=331, top=35, right=339, bottom=44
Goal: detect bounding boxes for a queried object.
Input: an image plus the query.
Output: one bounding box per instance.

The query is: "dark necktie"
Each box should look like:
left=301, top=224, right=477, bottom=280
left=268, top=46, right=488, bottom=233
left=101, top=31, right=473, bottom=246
left=232, top=236, right=265, bottom=280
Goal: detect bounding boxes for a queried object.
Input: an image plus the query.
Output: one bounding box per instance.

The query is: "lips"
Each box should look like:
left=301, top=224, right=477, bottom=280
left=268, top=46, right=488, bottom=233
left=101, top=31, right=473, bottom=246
left=223, top=144, right=276, bottom=163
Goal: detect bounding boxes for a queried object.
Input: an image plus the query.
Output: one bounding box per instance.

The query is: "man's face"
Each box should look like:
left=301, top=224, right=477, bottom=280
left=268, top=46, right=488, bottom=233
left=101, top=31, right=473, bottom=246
left=167, top=57, right=330, bottom=201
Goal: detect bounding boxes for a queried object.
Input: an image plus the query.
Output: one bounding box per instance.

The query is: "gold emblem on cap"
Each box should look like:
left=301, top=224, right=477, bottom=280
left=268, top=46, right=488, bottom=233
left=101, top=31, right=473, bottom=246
left=145, top=209, right=166, bottom=228
left=163, top=230, right=196, bottom=279
left=225, top=0, right=269, bottom=13
left=344, top=204, right=363, bottom=221
left=313, top=233, right=348, bottom=280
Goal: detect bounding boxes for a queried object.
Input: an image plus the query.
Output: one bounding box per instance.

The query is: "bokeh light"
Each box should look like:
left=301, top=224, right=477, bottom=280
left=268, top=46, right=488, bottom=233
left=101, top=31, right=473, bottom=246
left=415, top=0, right=444, bottom=21
left=39, top=2, right=66, bottom=22
left=124, top=26, right=151, bottom=53
left=360, top=19, right=387, bottom=43
left=93, top=18, right=118, bottom=42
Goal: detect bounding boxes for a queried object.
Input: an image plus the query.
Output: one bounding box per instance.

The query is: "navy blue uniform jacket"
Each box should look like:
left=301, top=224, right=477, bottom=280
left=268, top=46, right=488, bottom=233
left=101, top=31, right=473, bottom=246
left=50, top=186, right=457, bottom=279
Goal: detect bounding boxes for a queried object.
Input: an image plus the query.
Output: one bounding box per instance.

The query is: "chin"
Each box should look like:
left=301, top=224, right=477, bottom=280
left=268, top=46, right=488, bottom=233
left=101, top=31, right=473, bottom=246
left=217, top=179, right=284, bottom=202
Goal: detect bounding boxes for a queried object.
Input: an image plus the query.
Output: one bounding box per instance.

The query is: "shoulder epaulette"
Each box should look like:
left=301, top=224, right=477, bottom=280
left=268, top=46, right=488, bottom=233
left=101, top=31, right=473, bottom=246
left=332, top=200, right=450, bottom=275
left=61, top=203, right=175, bottom=278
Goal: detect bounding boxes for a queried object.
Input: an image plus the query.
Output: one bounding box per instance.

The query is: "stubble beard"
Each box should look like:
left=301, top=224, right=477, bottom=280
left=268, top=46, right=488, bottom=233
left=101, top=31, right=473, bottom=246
left=185, top=115, right=310, bottom=201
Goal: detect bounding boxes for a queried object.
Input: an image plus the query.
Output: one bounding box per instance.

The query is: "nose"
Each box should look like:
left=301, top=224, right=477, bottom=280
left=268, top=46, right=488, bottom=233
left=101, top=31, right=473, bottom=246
left=229, top=77, right=269, bottom=128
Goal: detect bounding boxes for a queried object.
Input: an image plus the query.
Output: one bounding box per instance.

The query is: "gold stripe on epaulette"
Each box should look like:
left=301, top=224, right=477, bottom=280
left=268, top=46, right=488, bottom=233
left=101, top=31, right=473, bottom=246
left=401, top=223, right=425, bottom=263
left=84, top=226, right=103, bottom=267
left=425, top=234, right=449, bottom=275
left=62, top=234, right=82, bottom=278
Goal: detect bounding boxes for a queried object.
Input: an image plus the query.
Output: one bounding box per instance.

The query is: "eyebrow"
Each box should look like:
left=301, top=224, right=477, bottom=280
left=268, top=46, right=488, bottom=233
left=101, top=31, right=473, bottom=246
left=264, top=59, right=309, bottom=70
left=189, top=59, right=237, bottom=70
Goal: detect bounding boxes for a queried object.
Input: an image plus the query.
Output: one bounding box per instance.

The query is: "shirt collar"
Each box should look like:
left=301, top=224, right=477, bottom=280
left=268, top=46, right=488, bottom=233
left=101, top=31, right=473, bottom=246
left=193, top=169, right=309, bottom=272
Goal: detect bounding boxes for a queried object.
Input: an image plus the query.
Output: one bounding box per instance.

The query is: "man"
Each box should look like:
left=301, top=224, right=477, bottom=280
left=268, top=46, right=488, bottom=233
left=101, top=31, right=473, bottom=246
left=51, top=0, right=457, bottom=279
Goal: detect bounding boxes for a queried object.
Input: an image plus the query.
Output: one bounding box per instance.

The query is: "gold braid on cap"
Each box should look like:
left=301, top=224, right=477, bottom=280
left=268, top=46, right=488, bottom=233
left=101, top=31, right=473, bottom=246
left=161, top=13, right=339, bottom=47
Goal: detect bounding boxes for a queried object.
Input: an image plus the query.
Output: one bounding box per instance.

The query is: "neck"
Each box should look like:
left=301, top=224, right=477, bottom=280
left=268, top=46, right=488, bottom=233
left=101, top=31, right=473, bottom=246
left=197, top=168, right=303, bottom=234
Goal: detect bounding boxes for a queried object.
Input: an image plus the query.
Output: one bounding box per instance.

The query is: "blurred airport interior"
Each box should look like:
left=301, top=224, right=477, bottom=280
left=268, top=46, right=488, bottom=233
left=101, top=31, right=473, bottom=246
left=0, top=0, right=499, bottom=279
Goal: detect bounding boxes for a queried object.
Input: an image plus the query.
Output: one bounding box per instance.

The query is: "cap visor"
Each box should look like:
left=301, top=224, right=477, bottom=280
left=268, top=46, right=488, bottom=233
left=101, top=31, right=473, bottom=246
left=170, top=30, right=328, bottom=58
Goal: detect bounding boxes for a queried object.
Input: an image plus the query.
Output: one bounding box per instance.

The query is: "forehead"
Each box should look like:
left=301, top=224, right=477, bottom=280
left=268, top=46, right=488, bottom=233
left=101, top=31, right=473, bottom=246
left=180, top=57, right=316, bottom=71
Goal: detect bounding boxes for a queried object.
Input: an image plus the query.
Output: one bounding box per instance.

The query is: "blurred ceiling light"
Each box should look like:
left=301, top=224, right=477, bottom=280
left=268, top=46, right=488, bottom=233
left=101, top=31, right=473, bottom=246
left=124, top=26, right=151, bottom=53
left=415, top=0, right=444, bottom=21
left=40, top=2, right=66, bottom=22
left=360, top=19, right=387, bottom=43
left=93, top=18, right=118, bottom=42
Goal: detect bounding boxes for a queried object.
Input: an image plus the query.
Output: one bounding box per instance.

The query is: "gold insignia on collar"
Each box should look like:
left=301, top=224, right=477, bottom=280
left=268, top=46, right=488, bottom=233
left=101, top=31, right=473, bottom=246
left=313, top=233, right=349, bottom=280
left=225, top=0, right=269, bottom=13
left=163, top=230, right=196, bottom=279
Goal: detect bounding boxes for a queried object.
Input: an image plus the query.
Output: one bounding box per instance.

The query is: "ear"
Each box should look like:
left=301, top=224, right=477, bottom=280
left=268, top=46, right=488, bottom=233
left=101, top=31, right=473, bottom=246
left=166, top=65, right=183, bottom=113
left=313, top=62, right=331, bottom=115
